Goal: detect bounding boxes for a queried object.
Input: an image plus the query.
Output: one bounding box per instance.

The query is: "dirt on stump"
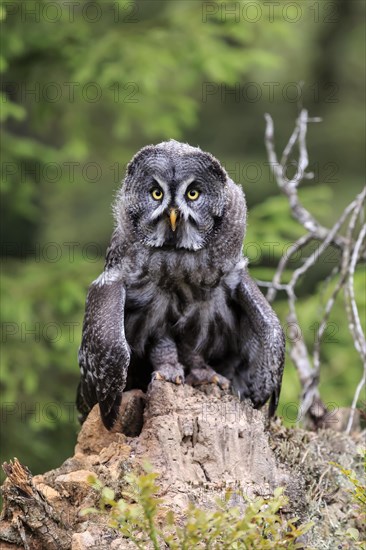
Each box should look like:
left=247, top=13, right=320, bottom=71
left=0, top=381, right=364, bottom=549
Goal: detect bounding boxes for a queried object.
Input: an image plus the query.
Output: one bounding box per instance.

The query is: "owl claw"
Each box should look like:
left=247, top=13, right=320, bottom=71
left=152, top=369, right=185, bottom=385
left=212, top=375, right=230, bottom=390
left=186, top=368, right=230, bottom=390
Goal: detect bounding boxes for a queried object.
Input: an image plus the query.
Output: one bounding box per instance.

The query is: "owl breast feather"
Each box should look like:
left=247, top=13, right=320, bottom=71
left=123, top=251, right=241, bottom=360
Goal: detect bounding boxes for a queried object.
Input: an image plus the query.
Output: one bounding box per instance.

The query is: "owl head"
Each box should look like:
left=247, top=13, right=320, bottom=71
left=117, top=140, right=229, bottom=251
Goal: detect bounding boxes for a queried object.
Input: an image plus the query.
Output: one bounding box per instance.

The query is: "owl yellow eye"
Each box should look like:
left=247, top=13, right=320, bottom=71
left=186, top=189, right=200, bottom=201
left=151, top=188, right=163, bottom=200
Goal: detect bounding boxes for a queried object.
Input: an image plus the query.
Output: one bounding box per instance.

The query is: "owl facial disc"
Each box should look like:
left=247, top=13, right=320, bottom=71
left=120, top=140, right=229, bottom=251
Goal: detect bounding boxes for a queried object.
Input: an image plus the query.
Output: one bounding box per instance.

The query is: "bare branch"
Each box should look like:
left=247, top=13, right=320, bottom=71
left=348, top=221, right=366, bottom=359
left=292, top=109, right=310, bottom=189
left=267, top=233, right=313, bottom=303
left=280, top=124, right=300, bottom=168
left=343, top=189, right=366, bottom=362
left=346, top=372, right=366, bottom=434
left=289, top=197, right=360, bottom=291
left=313, top=270, right=346, bottom=373
left=264, top=110, right=362, bottom=253
left=263, top=109, right=366, bottom=430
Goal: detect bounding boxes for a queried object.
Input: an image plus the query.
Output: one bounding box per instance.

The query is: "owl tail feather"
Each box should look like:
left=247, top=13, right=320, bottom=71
left=76, top=381, right=91, bottom=424
left=268, top=389, right=280, bottom=417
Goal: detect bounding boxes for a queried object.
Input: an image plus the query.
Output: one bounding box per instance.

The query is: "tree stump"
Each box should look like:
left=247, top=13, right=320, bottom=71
left=1, top=382, right=363, bottom=549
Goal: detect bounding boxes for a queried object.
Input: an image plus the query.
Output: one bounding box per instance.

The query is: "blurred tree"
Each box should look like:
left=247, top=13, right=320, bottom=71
left=1, top=0, right=293, bottom=250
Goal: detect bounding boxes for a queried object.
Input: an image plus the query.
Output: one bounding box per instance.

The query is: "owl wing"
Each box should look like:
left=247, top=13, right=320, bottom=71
left=232, top=268, right=285, bottom=416
left=77, top=268, right=130, bottom=429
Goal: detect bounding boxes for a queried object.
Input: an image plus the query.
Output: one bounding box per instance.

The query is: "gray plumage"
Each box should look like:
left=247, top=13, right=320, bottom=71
left=77, top=140, right=285, bottom=429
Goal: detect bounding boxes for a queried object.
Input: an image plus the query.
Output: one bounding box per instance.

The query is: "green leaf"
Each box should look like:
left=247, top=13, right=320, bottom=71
left=346, top=527, right=360, bottom=540
left=102, top=487, right=115, bottom=501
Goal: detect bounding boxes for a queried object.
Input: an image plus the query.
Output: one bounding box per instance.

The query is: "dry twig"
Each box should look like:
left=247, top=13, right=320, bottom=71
left=262, top=109, right=366, bottom=429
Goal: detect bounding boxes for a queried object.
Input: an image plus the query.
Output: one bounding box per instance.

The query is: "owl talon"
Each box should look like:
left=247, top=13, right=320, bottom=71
left=152, top=368, right=185, bottom=386
left=212, top=375, right=230, bottom=390
left=186, top=368, right=230, bottom=390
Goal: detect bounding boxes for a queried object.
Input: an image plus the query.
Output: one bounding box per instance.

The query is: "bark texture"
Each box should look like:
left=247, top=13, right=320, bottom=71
left=0, top=382, right=363, bottom=549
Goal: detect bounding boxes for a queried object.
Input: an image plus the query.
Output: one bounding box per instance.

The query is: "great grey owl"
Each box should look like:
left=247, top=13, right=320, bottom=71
left=77, top=140, right=285, bottom=430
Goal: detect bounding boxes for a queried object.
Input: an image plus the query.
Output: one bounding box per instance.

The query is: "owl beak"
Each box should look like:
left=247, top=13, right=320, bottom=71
left=169, top=208, right=179, bottom=232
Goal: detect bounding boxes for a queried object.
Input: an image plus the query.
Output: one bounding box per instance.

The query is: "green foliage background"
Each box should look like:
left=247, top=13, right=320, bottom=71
left=1, top=0, right=365, bottom=477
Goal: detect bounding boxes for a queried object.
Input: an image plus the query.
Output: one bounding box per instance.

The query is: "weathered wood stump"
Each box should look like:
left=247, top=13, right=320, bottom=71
left=0, top=382, right=363, bottom=549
